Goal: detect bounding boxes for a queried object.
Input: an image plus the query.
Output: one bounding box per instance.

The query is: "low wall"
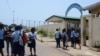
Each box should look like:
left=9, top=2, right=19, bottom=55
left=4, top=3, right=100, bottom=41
left=37, top=23, right=64, bottom=33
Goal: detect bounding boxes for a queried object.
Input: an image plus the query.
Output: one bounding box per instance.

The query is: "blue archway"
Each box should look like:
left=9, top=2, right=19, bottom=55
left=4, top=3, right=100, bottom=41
left=65, top=3, right=83, bottom=17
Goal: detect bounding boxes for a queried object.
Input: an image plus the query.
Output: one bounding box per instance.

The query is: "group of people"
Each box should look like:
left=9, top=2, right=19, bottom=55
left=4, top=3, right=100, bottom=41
left=0, top=23, right=37, bottom=56
left=0, top=22, right=81, bottom=56
left=55, top=28, right=81, bottom=50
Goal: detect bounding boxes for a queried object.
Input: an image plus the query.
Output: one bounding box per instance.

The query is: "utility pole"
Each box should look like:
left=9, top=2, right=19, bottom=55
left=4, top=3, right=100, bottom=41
left=21, top=19, right=23, bottom=26
left=13, top=10, right=15, bottom=24
left=28, top=20, right=31, bottom=27
left=34, top=21, right=36, bottom=27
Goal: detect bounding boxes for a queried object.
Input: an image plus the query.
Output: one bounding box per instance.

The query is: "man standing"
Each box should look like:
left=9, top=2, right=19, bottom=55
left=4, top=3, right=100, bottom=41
left=55, top=29, right=61, bottom=48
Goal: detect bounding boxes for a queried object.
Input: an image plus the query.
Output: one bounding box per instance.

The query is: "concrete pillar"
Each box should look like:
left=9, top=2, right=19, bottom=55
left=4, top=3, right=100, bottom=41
left=62, top=20, right=67, bottom=29
left=81, top=16, right=87, bottom=46
left=88, top=15, right=94, bottom=47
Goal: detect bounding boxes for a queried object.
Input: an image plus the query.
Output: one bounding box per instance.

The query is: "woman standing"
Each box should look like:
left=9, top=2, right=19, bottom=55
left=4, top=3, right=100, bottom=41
left=4, top=27, right=13, bottom=56
left=0, top=23, right=4, bottom=56
left=28, top=27, right=37, bottom=56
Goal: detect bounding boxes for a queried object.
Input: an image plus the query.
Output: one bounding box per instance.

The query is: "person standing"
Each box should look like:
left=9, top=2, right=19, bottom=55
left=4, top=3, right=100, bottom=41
left=4, top=27, right=13, bottom=56
left=62, top=28, right=69, bottom=50
left=0, top=23, right=4, bottom=56
left=28, top=27, right=37, bottom=56
left=12, top=26, right=22, bottom=56
left=55, top=29, right=61, bottom=48
left=19, top=25, right=28, bottom=56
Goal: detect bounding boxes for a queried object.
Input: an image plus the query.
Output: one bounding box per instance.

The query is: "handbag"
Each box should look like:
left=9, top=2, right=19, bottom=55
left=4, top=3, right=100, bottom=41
left=27, top=39, right=32, bottom=47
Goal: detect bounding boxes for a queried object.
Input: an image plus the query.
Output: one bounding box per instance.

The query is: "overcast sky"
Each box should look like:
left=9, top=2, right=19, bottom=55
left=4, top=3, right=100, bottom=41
left=0, top=0, right=99, bottom=25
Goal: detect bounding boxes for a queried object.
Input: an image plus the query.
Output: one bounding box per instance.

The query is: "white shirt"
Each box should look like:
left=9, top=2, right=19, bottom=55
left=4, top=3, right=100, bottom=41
left=28, top=32, right=36, bottom=39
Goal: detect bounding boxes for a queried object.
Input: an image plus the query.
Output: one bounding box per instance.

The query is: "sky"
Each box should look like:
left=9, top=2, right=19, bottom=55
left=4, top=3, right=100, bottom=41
left=0, top=0, right=100, bottom=26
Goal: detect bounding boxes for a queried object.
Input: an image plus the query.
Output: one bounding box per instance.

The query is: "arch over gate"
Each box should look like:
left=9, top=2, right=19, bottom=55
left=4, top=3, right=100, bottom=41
left=65, top=3, right=83, bottom=17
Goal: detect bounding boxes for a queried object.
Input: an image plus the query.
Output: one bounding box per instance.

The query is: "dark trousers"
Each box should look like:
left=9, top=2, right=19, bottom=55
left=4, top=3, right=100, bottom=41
left=6, top=39, right=13, bottom=54
left=21, top=46, right=25, bottom=56
left=71, top=38, right=74, bottom=47
left=55, top=38, right=60, bottom=48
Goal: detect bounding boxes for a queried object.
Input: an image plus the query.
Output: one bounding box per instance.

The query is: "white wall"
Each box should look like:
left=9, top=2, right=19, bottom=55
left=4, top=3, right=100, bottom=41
left=37, top=23, right=64, bottom=33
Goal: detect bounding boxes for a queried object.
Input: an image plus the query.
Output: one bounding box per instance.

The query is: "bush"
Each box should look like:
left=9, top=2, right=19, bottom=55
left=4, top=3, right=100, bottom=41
left=26, top=28, right=31, bottom=32
left=37, top=29, right=47, bottom=37
left=48, top=32, right=54, bottom=38
left=94, top=41, right=100, bottom=48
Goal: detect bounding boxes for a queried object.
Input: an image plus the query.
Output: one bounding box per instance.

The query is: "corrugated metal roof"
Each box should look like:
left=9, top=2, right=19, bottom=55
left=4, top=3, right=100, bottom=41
left=45, top=15, right=80, bottom=22
left=83, top=2, right=100, bottom=10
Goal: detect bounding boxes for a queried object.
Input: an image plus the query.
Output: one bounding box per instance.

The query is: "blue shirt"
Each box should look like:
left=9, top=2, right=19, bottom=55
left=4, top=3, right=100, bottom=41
left=74, top=32, right=80, bottom=38
left=62, top=32, right=66, bottom=38
left=55, top=31, right=60, bottom=38
left=0, top=29, right=4, bottom=39
left=71, top=30, right=75, bottom=38
left=12, top=30, right=21, bottom=42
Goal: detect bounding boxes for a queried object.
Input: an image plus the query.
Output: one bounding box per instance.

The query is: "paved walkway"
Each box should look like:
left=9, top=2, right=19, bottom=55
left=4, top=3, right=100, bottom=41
left=37, top=35, right=100, bottom=56
left=3, top=40, right=70, bottom=56
left=2, top=35, right=100, bottom=56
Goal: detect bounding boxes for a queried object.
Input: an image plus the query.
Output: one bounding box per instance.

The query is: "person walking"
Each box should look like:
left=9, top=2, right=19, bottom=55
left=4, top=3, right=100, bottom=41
left=28, top=27, right=37, bottom=56
left=74, top=29, right=81, bottom=49
left=70, top=28, right=75, bottom=47
left=55, top=29, right=61, bottom=48
left=0, top=23, right=4, bottom=56
left=62, top=28, right=69, bottom=50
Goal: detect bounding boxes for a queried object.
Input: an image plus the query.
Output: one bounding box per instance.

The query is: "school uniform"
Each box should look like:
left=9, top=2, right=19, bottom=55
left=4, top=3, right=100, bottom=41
left=28, top=32, right=36, bottom=48
left=62, top=32, right=67, bottom=47
left=71, top=30, right=75, bottom=47
left=55, top=31, right=61, bottom=48
left=74, top=32, right=80, bottom=44
left=0, top=29, right=4, bottom=49
left=12, top=30, right=22, bottom=54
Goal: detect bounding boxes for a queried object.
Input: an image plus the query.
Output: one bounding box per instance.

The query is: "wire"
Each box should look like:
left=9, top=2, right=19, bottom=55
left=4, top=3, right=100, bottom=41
left=6, top=0, right=12, bottom=11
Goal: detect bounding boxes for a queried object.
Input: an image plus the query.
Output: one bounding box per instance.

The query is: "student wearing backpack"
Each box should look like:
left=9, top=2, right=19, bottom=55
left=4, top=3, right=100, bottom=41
left=12, top=26, right=22, bottom=56
left=74, top=29, right=81, bottom=49
left=62, top=28, right=69, bottom=50
left=55, top=29, right=61, bottom=48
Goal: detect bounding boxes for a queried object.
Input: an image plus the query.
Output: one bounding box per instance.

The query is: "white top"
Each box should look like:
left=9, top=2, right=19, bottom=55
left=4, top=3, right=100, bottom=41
left=28, top=32, right=36, bottom=39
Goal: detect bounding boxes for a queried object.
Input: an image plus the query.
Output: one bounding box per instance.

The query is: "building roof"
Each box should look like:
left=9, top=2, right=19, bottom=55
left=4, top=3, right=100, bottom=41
left=83, top=2, right=100, bottom=11
left=45, top=15, right=80, bottom=22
